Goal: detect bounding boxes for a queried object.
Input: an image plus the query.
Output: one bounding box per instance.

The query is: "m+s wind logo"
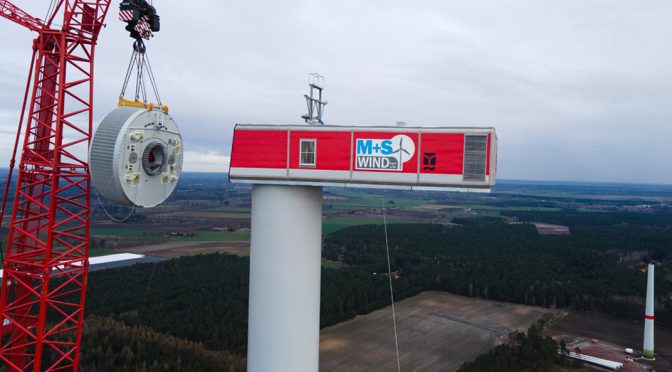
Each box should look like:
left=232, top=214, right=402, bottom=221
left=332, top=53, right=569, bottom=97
left=355, top=135, right=415, bottom=171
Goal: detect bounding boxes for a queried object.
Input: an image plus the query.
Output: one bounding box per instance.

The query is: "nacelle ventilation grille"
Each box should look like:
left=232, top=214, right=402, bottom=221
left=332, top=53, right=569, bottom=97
left=463, top=135, right=487, bottom=182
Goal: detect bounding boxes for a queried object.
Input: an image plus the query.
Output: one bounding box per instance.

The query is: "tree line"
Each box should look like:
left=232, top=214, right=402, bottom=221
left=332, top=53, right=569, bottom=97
left=458, top=324, right=579, bottom=372
left=323, top=220, right=672, bottom=323
left=74, top=210, right=672, bottom=369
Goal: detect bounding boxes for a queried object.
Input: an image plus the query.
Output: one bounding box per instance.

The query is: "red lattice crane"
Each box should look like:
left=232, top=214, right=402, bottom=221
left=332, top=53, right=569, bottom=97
left=0, top=1, right=111, bottom=370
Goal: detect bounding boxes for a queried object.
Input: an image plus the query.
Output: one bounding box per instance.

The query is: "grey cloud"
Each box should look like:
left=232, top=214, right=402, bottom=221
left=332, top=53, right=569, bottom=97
left=0, top=1, right=671, bottom=182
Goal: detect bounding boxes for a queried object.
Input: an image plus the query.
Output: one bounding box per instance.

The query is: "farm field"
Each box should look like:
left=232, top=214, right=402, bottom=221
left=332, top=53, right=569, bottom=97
left=121, top=241, right=248, bottom=257
left=323, top=216, right=407, bottom=234
left=0, top=234, right=112, bottom=269
left=91, top=176, right=667, bottom=252
left=319, top=291, right=551, bottom=372
left=121, top=240, right=344, bottom=268
left=531, top=222, right=571, bottom=235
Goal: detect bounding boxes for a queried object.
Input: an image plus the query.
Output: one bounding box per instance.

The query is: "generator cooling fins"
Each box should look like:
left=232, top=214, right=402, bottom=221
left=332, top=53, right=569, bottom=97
left=90, top=106, right=183, bottom=208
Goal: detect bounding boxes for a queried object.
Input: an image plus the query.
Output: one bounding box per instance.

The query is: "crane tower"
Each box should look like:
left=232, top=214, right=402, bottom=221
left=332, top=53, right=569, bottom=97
left=0, top=2, right=112, bottom=370
left=0, top=1, right=174, bottom=370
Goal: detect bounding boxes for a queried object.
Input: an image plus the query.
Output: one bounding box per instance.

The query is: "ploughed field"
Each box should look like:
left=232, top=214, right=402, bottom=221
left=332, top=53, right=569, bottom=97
left=319, top=291, right=551, bottom=372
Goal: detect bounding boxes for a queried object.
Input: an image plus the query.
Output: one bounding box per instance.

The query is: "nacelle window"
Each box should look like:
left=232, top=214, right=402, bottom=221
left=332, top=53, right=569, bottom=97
left=300, top=139, right=316, bottom=167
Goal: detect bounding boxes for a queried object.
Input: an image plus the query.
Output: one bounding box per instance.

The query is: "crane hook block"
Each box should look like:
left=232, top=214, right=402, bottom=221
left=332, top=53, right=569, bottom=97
left=90, top=107, right=183, bottom=208
left=119, top=0, right=160, bottom=40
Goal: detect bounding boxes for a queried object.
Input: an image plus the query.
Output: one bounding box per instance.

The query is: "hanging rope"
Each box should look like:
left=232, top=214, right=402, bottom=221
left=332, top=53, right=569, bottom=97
left=137, top=260, right=158, bottom=322
left=382, top=201, right=402, bottom=372
left=91, top=166, right=139, bottom=223
left=93, top=187, right=136, bottom=223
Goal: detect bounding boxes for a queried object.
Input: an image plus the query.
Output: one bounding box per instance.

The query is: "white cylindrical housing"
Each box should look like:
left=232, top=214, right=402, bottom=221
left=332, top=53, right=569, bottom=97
left=247, top=185, right=323, bottom=372
left=643, top=263, right=655, bottom=359
left=90, top=107, right=183, bottom=208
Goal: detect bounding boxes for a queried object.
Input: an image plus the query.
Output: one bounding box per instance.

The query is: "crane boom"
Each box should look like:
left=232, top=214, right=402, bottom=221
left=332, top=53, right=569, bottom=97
left=0, top=1, right=111, bottom=370
left=0, top=1, right=45, bottom=33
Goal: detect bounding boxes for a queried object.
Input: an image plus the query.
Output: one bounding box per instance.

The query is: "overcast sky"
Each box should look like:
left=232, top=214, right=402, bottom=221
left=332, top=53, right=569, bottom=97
left=1, top=1, right=671, bottom=183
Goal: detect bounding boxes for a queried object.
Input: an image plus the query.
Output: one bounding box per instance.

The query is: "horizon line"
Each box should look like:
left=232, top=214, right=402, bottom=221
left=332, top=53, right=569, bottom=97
left=0, top=168, right=671, bottom=187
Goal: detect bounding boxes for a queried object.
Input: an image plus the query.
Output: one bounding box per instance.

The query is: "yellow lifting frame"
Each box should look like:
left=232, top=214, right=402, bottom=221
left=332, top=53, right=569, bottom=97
left=118, top=97, right=169, bottom=114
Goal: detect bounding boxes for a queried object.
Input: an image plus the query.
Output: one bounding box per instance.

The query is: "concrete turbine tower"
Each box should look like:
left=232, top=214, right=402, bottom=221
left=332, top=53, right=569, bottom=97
left=230, top=124, right=497, bottom=372
left=229, top=79, right=498, bottom=372
left=643, top=263, right=655, bottom=359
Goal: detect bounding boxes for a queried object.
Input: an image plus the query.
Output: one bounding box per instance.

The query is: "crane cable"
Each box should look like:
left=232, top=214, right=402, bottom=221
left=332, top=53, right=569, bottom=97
left=382, top=201, right=402, bottom=372
left=137, top=260, right=158, bottom=322
left=119, top=39, right=162, bottom=106
left=44, top=0, right=57, bottom=23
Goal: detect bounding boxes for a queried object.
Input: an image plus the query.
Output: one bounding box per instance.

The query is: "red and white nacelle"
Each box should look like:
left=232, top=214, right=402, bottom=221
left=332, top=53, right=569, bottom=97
left=229, top=125, right=497, bottom=190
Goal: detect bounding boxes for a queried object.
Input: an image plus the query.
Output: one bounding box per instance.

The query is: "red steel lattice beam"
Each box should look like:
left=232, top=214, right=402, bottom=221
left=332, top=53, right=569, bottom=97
left=0, top=1, right=111, bottom=370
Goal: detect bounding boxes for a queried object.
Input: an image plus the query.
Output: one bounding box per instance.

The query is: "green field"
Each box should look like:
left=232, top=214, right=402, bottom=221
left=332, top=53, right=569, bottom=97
left=169, top=231, right=250, bottom=242
left=464, top=205, right=562, bottom=213
left=211, top=207, right=251, bottom=213
left=325, top=190, right=428, bottom=210
left=327, top=198, right=426, bottom=210
left=322, top=216, right=410, bottom=234
left=92, top=226, right=157, bottom=238
left=211, top=212, right=250, bottom=219
left=2, top=228, right=155, bottom=241
left=2, top=232, right=112, bottom=256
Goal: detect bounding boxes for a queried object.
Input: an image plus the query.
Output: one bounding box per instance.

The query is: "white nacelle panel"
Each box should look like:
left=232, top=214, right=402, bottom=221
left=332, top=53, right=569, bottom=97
left=90, top=107, right=183, bottom=208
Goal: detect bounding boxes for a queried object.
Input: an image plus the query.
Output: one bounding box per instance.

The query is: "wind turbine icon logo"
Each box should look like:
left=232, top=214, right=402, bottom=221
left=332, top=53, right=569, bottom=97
left=389, top=135, right=415, bottom=170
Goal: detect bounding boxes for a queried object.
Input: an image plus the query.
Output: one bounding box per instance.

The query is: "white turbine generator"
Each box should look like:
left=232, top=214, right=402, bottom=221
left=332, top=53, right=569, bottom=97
left=90, top=106, right=183, bottom=207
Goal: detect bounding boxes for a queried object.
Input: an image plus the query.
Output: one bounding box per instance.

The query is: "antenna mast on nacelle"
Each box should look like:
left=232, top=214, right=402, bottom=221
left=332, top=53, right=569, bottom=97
left=302, top=73, right=328, bottom=125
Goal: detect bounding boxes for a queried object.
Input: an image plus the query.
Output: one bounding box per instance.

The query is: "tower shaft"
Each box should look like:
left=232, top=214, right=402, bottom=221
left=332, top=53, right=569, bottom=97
left=643, top=263, right=654, bottom=359
left=247, top=185, right=323, bottom=372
